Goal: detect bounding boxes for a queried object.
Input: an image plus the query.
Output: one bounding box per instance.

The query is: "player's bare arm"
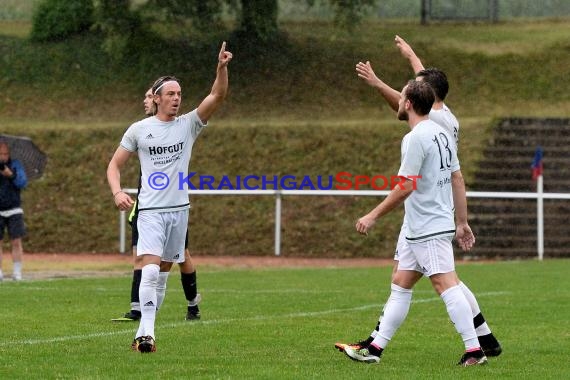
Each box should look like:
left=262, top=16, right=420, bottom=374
left=107, top=147, right=135, bottom=211
left=356, top=179, right=415, bottom=235
left=394, top=35, right=425, bottom=75
left=451, top=170, right=475, bottom=251
left=197, top=41, right=233, bottom=124
left=355, top=61, right=400, bottom=112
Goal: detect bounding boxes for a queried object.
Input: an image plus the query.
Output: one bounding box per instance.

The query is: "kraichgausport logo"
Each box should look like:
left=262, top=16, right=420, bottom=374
left=146, top=172, right=422, bottom=191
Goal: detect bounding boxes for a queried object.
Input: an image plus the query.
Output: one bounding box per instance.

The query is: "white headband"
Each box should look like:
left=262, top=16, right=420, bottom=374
left=153, top=80, right=178, bottom=95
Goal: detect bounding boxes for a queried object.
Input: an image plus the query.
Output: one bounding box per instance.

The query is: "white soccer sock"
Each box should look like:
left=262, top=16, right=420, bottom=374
left=441, top=285, right=479, bottom=350
left=156, top=272, right=169, bottom=311
left=371, top=283, right=413, bottom=349
left=13, top=261, right=22, bottom=278
left=459, top=282, right=492, bottom=336
left=136, top=264, right=159, bottom=339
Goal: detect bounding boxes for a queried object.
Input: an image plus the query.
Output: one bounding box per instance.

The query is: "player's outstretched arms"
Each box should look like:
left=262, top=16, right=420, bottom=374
left=394, top=35, right=425, bottom=75
left=355, top=61, right=400, bottom=112
left=197, top=41, right=233, bottom=124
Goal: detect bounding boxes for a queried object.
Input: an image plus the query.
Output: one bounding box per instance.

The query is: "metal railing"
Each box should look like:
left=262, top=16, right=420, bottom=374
left=119, top=181, right=569, bottom=260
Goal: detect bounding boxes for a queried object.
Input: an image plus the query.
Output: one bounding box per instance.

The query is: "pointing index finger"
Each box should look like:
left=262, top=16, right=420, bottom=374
left=219, top=41, right=226, bottom=55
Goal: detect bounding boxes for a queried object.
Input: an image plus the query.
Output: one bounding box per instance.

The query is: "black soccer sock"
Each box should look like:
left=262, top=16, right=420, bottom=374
left=181, top=271, right=198, bottom=304
left=367, top=344, right=383, bottom=357
left=473, top=312, right=486, bottom=328
left=131, top=269, right=142, bottom=304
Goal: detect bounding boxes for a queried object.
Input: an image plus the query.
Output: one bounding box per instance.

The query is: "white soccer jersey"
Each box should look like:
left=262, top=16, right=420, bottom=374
left=120, top=110, right=207, bottom=212
left=429, top=103, right=459, bottom=150
left=398, top=119, right=460, bottom=242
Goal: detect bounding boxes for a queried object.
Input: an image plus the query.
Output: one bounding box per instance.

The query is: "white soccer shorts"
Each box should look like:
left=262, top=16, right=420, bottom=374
left=136, top=210, right=188, bottom=263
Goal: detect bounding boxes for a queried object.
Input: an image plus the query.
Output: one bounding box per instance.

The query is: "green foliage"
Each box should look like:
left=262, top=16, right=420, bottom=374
left=30, top=0, right=94, bottom=42
left=95, top=0, right=149, bottom=61
left=324, top=0, right=377, bottom=31
left=146, top=0, right=224, bottom=31
left=1, top=260, right=570, bottom=378
left=238, top=0, right=279, bottom=42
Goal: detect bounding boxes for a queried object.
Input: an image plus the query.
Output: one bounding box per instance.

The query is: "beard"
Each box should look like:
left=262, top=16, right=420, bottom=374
left=397, top=108, right=408, bottom=121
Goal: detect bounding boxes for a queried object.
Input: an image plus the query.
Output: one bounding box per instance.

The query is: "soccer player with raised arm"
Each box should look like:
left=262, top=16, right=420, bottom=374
left=107, top=42, right=232, bottom=353
left=113, top=87, right=201, bottom=324
left=344, top=80, right=487, bottom=366
left=336, top=35, right=501, bottom=358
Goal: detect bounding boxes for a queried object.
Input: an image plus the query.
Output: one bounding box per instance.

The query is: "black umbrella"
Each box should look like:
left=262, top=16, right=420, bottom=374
left=0, top=134, right=47, bottom=181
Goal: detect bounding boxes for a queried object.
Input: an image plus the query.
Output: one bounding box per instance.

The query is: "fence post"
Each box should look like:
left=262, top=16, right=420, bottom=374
left=537, top=175, right=544, bottom=261
left=275, top=191, right=282, bottom=256
left=489, top=0, right=499, bottom=22
left=421, top=0, right=430, bottom=25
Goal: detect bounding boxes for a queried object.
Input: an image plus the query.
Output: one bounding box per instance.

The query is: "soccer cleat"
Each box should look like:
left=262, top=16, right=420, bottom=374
left=344, top=347, right=381, bottom=364
left=131, top=337, right=144, bottom=351
left=136, top=336, right=156, bottom=353
left=458, top=349, right=488, bottom=367
left=334, top=338, right=370, bottom=352
left=12, top=273, right=22, bottom=281
left=334, top=340, right=368, bottom=352
left=478, top=333, right=502, bottom=357
left=111, top=310, right=141, bottom=322
left=186, top=293, right=202, bottom=320
left=186, top=307, right=201, bottom=320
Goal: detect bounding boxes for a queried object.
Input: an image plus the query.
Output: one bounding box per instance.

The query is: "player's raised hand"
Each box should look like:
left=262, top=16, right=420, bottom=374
left=218, top=41, right=233, bottom=67
left=455, top=223, right=476, bottom=251
left=394, top=35, right=414, bottom=59
left=355, top=61, right=381, bottom=87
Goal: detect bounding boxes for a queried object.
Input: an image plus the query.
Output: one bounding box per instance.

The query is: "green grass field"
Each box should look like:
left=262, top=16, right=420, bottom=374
left=1, top=259, right=569, bottom=379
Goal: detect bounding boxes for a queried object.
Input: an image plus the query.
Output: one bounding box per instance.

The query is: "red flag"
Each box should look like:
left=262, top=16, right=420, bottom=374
left=531, top=146, right=543, bottom=181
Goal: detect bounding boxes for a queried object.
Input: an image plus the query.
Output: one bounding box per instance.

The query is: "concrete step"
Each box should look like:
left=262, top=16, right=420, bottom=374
left=490, top=136, right=570, bottom=147
left=483, top=146, right=570, bottom=157
left=467, top=181, right=570, bottom=191
left=462, top=118, right=570, bottom=258
left=457, top=247, right=568, bottom=258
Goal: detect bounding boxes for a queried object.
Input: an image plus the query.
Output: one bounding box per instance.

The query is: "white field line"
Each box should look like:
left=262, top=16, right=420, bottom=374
left=2, top=291, right=509, bottom=347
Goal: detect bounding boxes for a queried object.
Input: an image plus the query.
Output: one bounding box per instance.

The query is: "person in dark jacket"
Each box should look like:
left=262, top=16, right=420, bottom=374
left=0, top=141, right=28, bottom=281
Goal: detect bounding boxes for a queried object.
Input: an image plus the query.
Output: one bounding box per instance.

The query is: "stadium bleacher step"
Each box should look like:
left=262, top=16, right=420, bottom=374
left=459, top=118, right=570, bottom=259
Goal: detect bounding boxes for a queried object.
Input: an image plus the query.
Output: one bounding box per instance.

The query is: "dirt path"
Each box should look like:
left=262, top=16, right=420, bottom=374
left=8, top=253, right=395, bottom=280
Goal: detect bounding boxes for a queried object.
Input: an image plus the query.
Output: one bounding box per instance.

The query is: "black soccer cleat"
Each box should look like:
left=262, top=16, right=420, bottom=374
left=478, top=333, right=502, bottom=357
left=186, top=306, right=201, bottom=320
left=131, top=337, right=144, bottom=351
left=111, top=310, right=141, bottom=322
left=136, top=336, right=156, bottom=353
left=458, top=348, right=488, bottom=367
left=186, top=293, right=202, bottom=320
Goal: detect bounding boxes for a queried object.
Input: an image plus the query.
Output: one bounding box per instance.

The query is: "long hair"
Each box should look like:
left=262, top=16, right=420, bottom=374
left=151, top=76, right=180, bottom=96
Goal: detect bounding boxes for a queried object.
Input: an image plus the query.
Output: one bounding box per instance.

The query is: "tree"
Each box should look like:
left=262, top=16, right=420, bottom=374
left=30, top=0, right=94, bottom=42
left=95, top=0, right=147, bottom=61
left=325, top=0, right=377, bottom=31
left=235, top=0, right=279, bottom=43
left=145, top=0, right=223, bottom=32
